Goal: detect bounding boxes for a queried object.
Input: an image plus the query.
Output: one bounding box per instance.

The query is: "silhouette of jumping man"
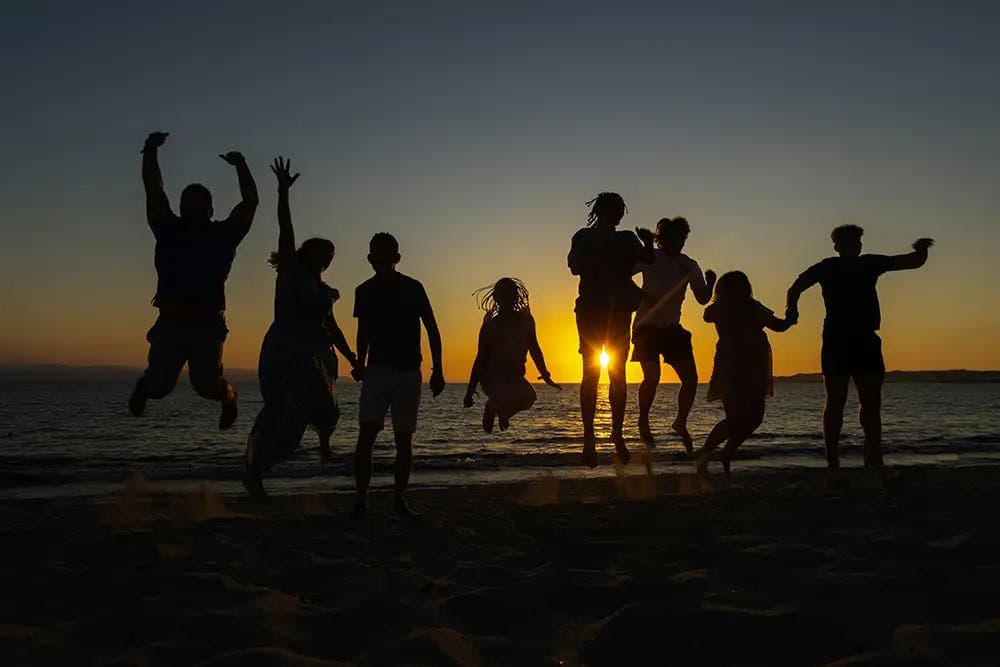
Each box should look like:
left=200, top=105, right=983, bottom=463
left=242, top=158, right=360, bottom=502
left=631, top=217, right=716, bottom=452
left=694, top=271, right=793, bottom=476
left=352, top=233, right=445, bottom=518
left=786, top=225, right=934, bottom=485
left=568, top=193, right=654, bottom=467
left=463, top=278, right=561, bottom=432
left=129, top=132, right=258, bottom=429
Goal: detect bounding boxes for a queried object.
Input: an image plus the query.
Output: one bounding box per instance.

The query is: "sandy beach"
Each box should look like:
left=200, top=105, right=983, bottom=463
left=1, top=465, right=998, bottom=666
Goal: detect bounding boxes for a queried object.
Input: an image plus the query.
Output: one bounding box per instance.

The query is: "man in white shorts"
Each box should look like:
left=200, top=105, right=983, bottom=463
left=632, top=217, right=715, bottom=451
left=352, top=233, right=445, bottom=518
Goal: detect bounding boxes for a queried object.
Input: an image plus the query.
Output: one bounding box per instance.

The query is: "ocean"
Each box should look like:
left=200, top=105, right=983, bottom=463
left=1, top=381, right=998, bottom=500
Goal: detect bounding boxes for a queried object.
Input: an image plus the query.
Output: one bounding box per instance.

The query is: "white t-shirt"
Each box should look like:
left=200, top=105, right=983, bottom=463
left=632, top=250, right=707, bottom=329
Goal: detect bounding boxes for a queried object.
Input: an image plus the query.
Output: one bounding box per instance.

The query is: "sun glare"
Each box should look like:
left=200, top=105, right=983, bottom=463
left=599, top=348, right=610, bottom=369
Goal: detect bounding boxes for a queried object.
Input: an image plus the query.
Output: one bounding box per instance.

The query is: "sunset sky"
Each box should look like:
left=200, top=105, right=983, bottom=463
left=2, top=2, right=998, bottom=382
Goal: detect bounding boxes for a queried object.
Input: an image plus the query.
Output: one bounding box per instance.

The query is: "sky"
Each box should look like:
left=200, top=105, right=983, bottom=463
left=2, top=1, right=999, bottom=382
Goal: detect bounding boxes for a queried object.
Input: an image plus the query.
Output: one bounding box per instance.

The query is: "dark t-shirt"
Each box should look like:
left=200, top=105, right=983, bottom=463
left=150, top=215, right=248, bottom=310
left=354, top=273, right=433, bottom=371
left=568, top=227, right=645, bottom=312
left=799, top=255, right=893, bottom=333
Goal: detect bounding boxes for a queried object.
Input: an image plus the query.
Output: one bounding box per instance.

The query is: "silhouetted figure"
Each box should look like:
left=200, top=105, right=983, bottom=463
left=786, top=226, right=934, bottom=486
left=464, top=278, right=561, bottom=432
left=352, top=233, right=445, bottom=518
left=568, top=193, right=655, bottom=467
left=128, top=132, right=257, bottom=429
left=242, top=158, right=360, bottom=502
left=631, top=217, right=716, bottom=452
left=694, top=271, right=793, bottom=475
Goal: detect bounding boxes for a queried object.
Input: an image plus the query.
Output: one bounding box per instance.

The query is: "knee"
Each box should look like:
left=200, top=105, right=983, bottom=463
left=191, top=374, right=224, bottom=400
left=824, top=394, right=848, bottom=413
left=141, top=374, right=177, bottom=399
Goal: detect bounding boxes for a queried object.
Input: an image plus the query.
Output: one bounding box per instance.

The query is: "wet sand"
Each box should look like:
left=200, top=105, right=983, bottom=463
left=1, top=465, right=999, bottom=665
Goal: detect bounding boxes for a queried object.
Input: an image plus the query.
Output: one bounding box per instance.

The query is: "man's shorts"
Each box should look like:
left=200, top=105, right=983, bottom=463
left=630, top=324, right=695, bottom=365
left=144, top=314, right=228, bottom=397
left=821, top=331, right=886, bottom=376
left=358, top=364, right=423, bottom=433
left=575, top=308, right=632, bottom=364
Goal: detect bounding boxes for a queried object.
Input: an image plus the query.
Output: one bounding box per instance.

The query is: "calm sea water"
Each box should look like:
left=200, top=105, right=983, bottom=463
left=1, top=381, right=998, bottom=499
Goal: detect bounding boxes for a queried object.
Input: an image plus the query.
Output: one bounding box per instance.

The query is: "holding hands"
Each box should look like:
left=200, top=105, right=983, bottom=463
left=270, top=156, right=300, bottom=190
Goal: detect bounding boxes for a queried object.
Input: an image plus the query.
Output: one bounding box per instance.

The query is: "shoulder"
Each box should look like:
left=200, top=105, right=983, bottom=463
left=355, top=277, right=377, bottom=297
left=397, top=273, right=426, bottom=293
left=571, top=228, right=592, bottom=243
left=679, top=253, right=700, bottom=270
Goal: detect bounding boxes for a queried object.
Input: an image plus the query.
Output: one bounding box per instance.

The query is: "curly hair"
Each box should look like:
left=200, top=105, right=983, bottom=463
left=268, top=237, right=334, bottom=272
left=585, top=192, right=627, bottom=226
left=473, top=277, right=530, bottom=320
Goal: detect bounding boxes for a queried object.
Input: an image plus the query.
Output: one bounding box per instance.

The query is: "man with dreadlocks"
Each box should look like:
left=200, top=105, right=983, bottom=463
left=463, top=278, right=561, bottom=432
left=568, top=192, right=654, bottom=467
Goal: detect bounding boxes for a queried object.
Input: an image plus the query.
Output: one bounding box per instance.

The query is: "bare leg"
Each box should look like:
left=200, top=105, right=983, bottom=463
left=719, top=398, right=765, bottom=475
left=482, top=401, right=497, bottom=434
left=393, top=430, right=416, bottom=516
left=694, top=418, right=730, bottom=475
left=854, top=372, right=886, bottom=478
left=637, top=360, right=661, bottom=447
left=580, top=363, right=600, bottom=467
left=823, top=374, right=850, bottom=485
left=670, top=359, right=699, bottom=453
left=352, top=423, right=381, bottom=517
left=609, top=363, right=629, bottom=464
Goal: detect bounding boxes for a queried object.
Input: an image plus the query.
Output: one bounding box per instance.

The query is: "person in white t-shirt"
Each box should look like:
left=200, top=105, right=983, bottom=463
left=631, top=217, right=716, bottom=451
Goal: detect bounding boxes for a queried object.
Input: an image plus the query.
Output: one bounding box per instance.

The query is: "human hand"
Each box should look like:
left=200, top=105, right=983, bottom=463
left=705, top=269, right=717, bottom=287
left=785, top=306, right=799, bottom=325
left=430, top=369, right=446, bottom=397
left=540, top=374, right=562, bottom=390
left=635, top=227, right=655, bottom=245
left=270, top=156, right=300, bottom=190
left=912, top=238, right=934, bottom=251
left=350, top=365, right=365, bottom=382
left=463, top=391, right=476, bottom=408
left=219, top=151, right=247, bottom=166
left=142, top=131, right=169, bottom=153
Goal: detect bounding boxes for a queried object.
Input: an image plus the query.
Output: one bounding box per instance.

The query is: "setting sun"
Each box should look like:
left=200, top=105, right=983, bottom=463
left=599, top=348, right=610, bottom=369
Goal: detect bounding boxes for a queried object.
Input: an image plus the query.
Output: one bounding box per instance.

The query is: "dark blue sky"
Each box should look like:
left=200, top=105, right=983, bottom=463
left=2, top=1, right=998, bottom=375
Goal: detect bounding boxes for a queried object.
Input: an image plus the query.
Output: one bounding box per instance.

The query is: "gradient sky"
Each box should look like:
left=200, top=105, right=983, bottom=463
left=2, top=1, right=999, bottom=382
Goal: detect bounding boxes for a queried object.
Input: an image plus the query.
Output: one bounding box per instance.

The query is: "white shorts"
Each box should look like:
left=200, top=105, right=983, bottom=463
left=358, top=365, right=422, bottom=433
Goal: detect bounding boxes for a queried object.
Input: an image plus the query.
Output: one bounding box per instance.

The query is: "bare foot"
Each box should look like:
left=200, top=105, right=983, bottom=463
left=482, top=404, right=496, bottom=434
left=350, top=496, right=368, bottom=519
left=672, top=420, right=693, bottom=454
left=393, top=497, right=420, bottom=518
left=128, top=380, right=146, bottom=417
left=638, top=416, right=656, bottom=448
left=241, top=471, right=269, bottom=503
left=219, top=390, right=239, bottom=430
left=498, top=414, right=510, bottom=431
left=582, top=433, right=597, bottom=468
left=611, top=431, right=630, bottom=465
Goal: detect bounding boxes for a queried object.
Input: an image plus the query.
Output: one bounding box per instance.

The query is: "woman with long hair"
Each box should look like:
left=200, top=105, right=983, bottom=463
left=243, top=157, right=360, bottom=501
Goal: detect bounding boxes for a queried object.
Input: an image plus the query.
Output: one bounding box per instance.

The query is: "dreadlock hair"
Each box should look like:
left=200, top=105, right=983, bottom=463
left=585, top=192, right=627, bottom=226
left=473, top=277, right=530, bottom=321
left=268, top=237, right=335, bottom=272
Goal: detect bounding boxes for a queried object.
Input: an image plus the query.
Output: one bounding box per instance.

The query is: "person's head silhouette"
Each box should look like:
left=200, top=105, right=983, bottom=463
left=476, top=277, right=530, bottom=319
left=179, top=183, right=213, bottom=222
left=713, top=270, right=753, bottom=304
left=656, top=216, right=690, bottom=256
left=586, top=192, right=626, bottom=228
left=831, top=224, right=864, bottom=259
left=368, top=232, right=401, bottom=275
left=269, top=237, right=334, bottom=277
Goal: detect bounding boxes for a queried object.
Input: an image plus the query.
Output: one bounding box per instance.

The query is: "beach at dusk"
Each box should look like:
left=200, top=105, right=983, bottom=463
left=3, top=2, right=1000, bottom=664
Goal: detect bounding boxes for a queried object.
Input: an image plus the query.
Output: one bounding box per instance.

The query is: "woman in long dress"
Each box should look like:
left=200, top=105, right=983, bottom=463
left=243, top=157, right=359, bottom=501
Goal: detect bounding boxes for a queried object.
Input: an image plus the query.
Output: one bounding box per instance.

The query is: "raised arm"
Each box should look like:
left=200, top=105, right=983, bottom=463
left=141, top=132, right=173, bottom=227
left=690, top=268, right=717, bottom=305
left=887, top=238, right=934, bottom=271
left=220, top=151, right=259, bottom=237
left=635, top=227, right=656, bottom=265
left=270, top=157, right=300, bottom=271
left=527, top=317, right=560, bottom=389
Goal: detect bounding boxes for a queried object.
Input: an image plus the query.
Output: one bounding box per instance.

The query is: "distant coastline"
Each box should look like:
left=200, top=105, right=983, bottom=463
left=1, top=364, right=998, bottom=384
